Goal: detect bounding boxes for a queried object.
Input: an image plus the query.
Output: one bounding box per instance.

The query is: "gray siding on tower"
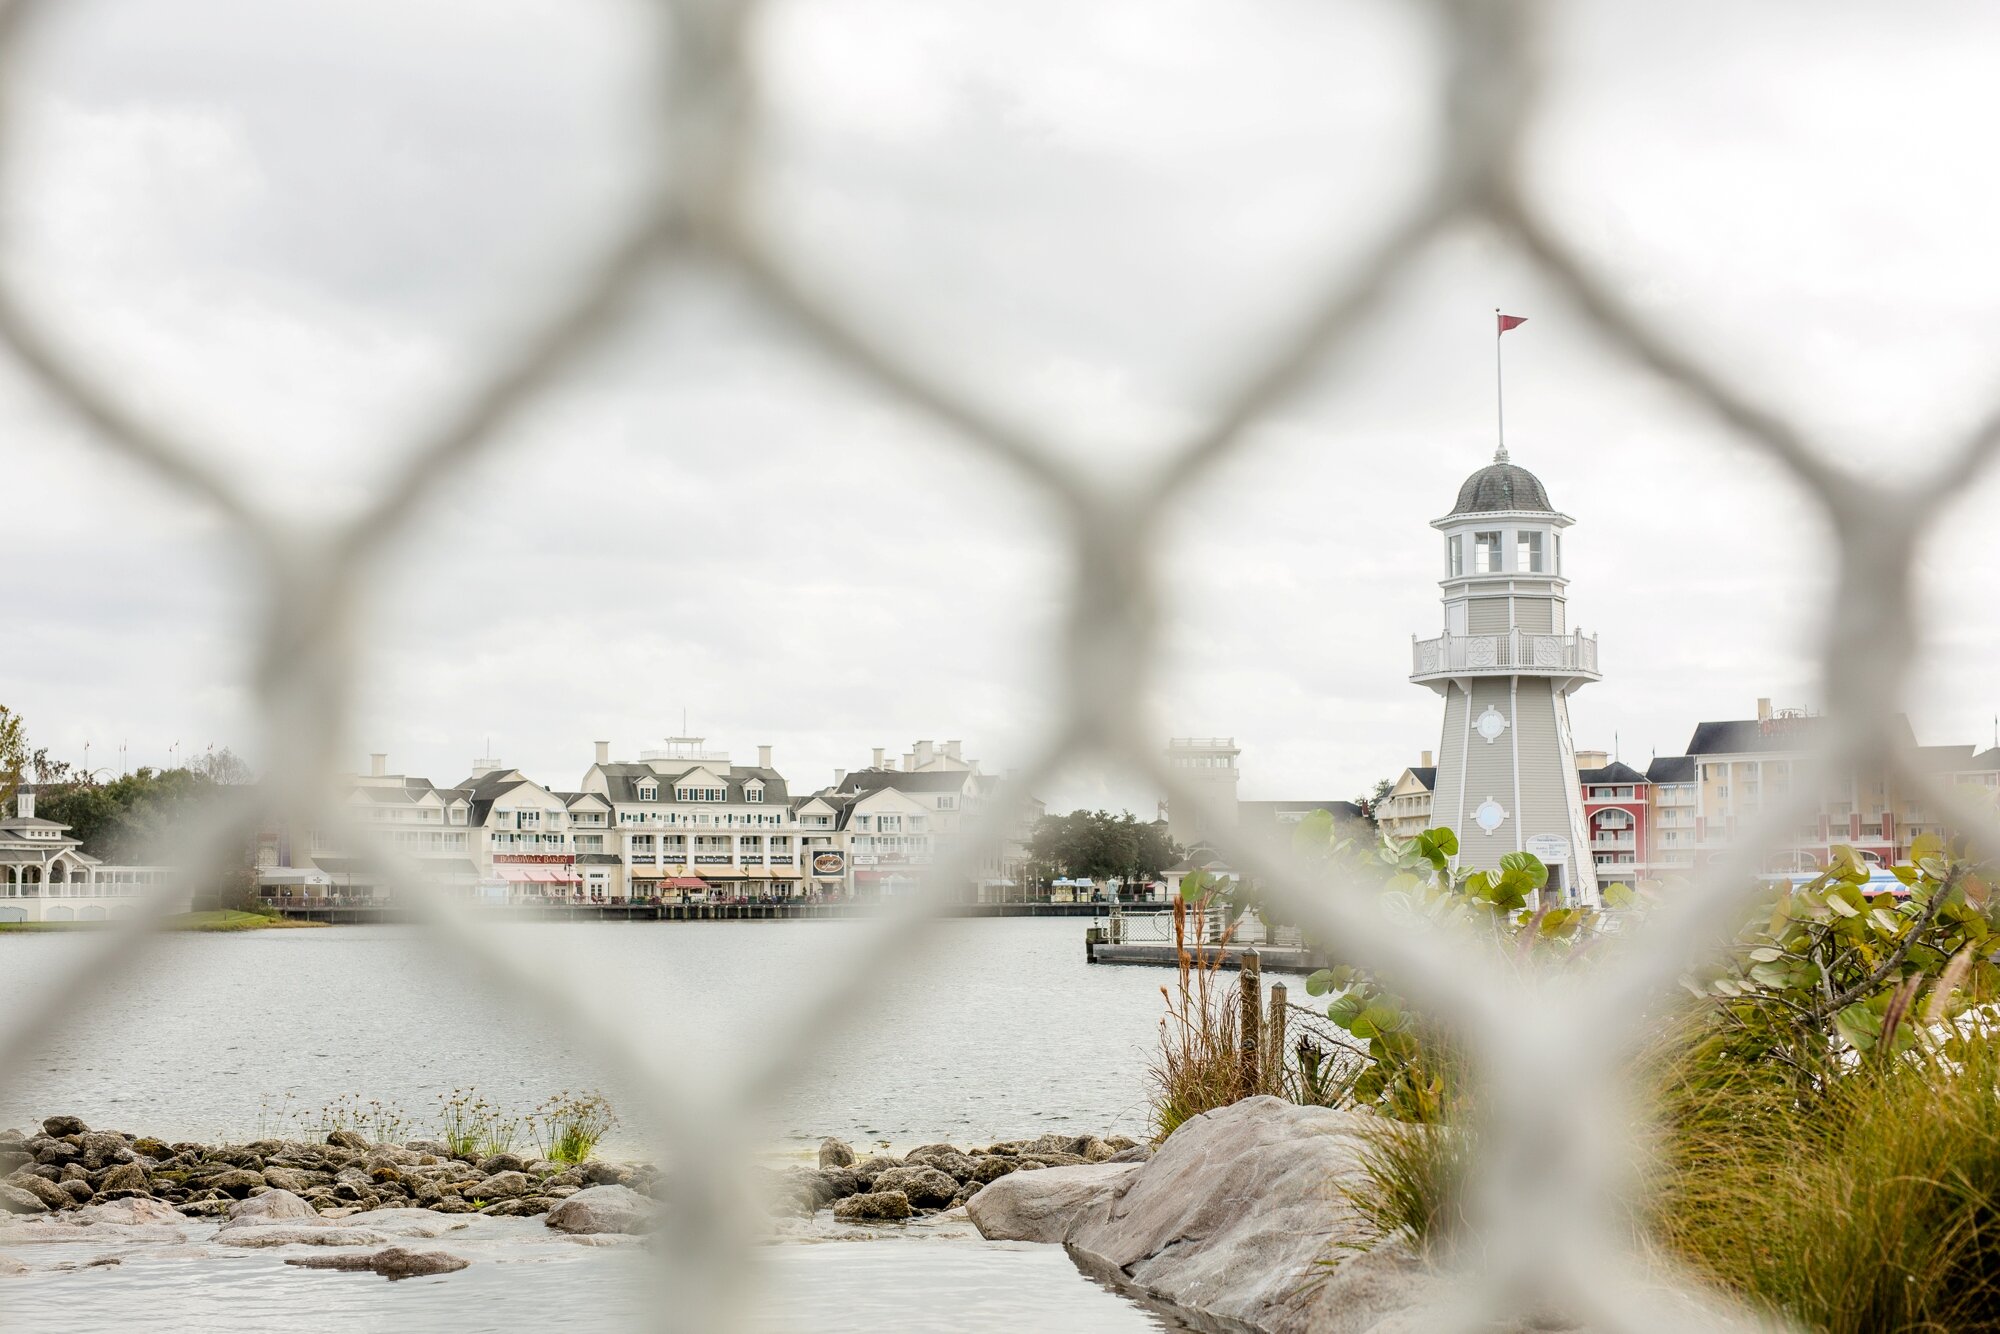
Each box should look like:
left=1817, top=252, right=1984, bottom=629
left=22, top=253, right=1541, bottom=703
left=1468, top=599, right=1511, bottom=634
left=1513, top=598, right=1553, bottom=634
left=1512, top=679, right=1571, bottom=840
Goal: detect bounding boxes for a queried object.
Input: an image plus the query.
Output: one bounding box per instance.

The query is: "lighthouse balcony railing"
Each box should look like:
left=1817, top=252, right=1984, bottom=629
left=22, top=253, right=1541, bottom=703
left=1410, top=630, right=1600, bottom=680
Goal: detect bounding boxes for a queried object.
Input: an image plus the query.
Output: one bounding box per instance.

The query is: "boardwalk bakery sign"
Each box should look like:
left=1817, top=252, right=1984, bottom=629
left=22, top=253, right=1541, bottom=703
left=812, top=852, right=846, bottom=876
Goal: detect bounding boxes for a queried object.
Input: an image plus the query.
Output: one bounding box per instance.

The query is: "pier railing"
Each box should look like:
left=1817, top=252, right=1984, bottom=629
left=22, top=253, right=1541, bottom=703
left=5, top=6, right=1991, bottom=1332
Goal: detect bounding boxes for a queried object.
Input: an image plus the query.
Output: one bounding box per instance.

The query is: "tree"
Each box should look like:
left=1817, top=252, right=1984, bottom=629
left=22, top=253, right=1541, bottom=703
left=1026, top=810, right=1181, bottom=898
left=192, top=747, right=254, bottom=785
left=1354, top=777, right=1395, bottom=826
left=0, top=705, right=24, bottom=810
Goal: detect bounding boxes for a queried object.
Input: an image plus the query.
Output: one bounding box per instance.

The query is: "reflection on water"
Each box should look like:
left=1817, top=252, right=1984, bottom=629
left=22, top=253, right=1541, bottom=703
left=0, top=1216, right=1183, bottom=1334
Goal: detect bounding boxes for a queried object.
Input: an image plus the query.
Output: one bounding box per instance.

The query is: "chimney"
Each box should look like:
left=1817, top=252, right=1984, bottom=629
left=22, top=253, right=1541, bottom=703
left=369, top=753, right=387, bottom=778
left=915, top=740, right=934, bottom=768
left=757, top=744, right=773, bottom=770
left=16, top=791, right=33, bottom=820
left=594, top=740, right=609, bottom=765
left=944, top=740, right=962, bottom=761
left=832, top=768, right=847, bottom=787
left=871, top=747, right=885, bottom=770
left=1420, top=750, right=1433, bottom=768
left=1757, top=697, right=1773, bottom=722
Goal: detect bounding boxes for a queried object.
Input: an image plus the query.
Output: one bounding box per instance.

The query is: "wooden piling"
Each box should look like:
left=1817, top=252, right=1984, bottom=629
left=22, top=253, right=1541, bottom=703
left=1265, top=981, right=1287, bottom=1094
left=1238, top=948, right=1261, bottom=1098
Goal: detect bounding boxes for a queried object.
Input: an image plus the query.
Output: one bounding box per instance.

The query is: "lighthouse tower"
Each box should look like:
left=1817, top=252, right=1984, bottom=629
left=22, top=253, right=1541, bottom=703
left=1411, top=448, right=1600, bottom=905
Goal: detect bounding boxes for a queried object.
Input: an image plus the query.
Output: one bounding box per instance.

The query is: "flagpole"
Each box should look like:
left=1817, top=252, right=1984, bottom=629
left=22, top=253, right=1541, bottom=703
left=1494, top=307, right=1506, bottom=463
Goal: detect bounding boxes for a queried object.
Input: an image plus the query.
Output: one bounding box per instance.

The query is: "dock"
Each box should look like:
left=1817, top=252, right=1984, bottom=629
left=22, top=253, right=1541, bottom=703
left=1083, top=911, right=1329, bottom=972
left=267, top=900, right=1121, bottom=925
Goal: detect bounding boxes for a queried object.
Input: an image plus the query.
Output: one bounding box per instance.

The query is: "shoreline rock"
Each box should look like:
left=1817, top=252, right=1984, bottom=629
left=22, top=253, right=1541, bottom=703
left=3, top=1113, right=1140, bottom=1239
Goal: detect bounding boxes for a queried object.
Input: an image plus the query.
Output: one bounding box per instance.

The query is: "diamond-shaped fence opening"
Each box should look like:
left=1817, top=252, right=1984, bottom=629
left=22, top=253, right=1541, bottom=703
left=4, top=2, right=1998, bottom=1331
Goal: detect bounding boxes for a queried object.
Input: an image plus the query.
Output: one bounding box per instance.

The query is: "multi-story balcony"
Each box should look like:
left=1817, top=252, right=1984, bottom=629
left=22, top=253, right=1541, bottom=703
left=1410, top=631, right=1599, bottom=684
left=1591, top=833, right=1636, bottom=849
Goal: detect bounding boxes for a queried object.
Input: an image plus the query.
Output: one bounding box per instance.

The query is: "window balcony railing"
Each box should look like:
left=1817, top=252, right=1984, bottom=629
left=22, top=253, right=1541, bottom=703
left=1411, top=630, right=1599, bottom=682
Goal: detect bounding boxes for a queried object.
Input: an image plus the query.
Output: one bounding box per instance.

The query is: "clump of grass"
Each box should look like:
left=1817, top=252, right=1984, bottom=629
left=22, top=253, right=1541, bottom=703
left=1148, top=890, right=1253, bottom=1141
left=528, top=1090, right=616, bottom=1164
left=310, top=1093, right=408, bottom=1144
left=433, top=1088, right=519, bottom=1160
left=1651, top=1023, right=2000, bottom=1334
left=1340, top=1112, right=1474, bottom=1259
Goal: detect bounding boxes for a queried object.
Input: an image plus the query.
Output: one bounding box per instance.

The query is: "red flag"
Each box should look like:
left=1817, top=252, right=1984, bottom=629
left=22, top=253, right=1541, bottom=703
left=1497, top=313, right=1527, bottom=334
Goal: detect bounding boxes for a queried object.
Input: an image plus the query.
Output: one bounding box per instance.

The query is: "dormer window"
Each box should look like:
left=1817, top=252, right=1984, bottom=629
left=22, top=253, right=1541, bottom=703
left=746, top=785, right=765, bottom=804
left=637, top=782, right=657, bottom=801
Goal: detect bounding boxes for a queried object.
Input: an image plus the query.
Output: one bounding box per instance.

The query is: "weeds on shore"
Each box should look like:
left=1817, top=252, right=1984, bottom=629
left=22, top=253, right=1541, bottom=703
left=527, top=1090, right=616, bottom=1165
left=1148, top=876, right=1250, bottom=1140
left=312, top=1093, right=409, bottom=1144
left=1648, top=1020, right=2000, bottom=1334
left=433, top=1089, right=519, bottom=1160
left=241, top=1088, right=612, bottom=1162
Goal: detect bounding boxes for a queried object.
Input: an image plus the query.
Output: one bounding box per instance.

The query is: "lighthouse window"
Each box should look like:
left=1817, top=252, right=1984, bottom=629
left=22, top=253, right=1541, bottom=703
left=1518, top=531, right=1544, bottom=573
left=1448, top=535, right=1464, bottom=577
left=1473, top=531, right=1503, bottom=573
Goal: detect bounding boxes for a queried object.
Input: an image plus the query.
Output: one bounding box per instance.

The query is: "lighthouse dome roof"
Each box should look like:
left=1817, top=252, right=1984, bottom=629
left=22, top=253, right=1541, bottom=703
left=1450, top=453, right=1552, bottom=516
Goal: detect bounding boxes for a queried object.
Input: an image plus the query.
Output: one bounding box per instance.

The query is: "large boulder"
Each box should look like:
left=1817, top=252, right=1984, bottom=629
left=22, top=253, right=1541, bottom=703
left=869, top=1165, right=959, bottom=1210
left=92, top=1163, right=150, bottom=1197
left=0, top=1184, right=48, bottom=1216
left=72, top=1197, right=181, bottom=1226
left=832, top=1190, right=911, bottom=1222
left=973, top=1097, right=1446, bottom=1334
left=208, top=1169, right=266, bottom=1198
left=474, top=1152, right=527, bottom=1176
left=7, top=1176, right=70, bottom=1212
left=544, top=1184, right=651, bottom=1235
left=228, top=1189, right=316, bottom=1224
left=904, top=1145, right=981, bottom=1181
left=40, top=1117, right=86, bottom=1139
left=262, top=1167, right=315, bottom=1195
left=78, top=1133, right=132, bottom=1171
left=964, top=1162, right=1138, bottom=1242
left=217, top=1226, right=391, bottom=1249
left=468, top=1171, right=528, bottom=1201
left=817, top=1138, right=856, bottom=1169
left=285, top=1245, right=469, bottom=1279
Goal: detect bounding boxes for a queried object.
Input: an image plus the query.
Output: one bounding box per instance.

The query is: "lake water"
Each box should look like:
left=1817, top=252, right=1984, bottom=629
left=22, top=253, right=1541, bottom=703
left=0, top=917, right=1276, bottom=1333
left=0, top=918, right=1217, bottom=1146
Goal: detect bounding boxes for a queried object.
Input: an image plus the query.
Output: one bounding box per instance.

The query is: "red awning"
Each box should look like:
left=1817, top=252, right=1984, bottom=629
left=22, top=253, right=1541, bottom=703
left=495, top=866, right=579, bottom=883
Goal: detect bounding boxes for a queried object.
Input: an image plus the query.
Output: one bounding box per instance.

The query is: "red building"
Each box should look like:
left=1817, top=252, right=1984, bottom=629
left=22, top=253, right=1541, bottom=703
left=1576, top=752, right=1648, bottom=890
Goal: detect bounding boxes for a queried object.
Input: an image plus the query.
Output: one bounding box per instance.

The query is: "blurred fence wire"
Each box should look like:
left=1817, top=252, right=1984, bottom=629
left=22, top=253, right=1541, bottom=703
left=4, top=1, right=1998, bottom=1331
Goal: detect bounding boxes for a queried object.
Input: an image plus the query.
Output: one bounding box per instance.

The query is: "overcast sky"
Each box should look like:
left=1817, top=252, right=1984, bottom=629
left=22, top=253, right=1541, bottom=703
left=9, top=0, right=2000, bottom=813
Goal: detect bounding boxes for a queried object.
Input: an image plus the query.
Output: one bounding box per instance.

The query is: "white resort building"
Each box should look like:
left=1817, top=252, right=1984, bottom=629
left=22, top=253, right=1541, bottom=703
left=0, top=792, right=185, bottom=922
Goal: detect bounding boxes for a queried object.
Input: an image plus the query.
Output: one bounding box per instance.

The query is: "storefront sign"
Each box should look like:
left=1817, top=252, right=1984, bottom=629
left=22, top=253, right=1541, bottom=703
left=812, top=852, right=846, bottom=876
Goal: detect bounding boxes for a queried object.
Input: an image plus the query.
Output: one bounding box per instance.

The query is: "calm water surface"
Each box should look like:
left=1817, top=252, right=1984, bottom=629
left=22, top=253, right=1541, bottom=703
left=0, top=918, right=1259, bottom=1333
left=0, top=918, right=1218, bottom=1145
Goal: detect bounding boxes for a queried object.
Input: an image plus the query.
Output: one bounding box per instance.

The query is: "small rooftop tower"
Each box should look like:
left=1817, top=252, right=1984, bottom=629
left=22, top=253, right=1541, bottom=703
left=1164, top=737, right=1241, bottom=849
left=1410, top=450, right=1600, bottom=905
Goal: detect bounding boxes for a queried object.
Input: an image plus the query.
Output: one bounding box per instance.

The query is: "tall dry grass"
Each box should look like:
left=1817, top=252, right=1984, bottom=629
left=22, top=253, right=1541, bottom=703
left=1648, top=1018, right=2000, bottom=1333
left=1148, top=893, right=1258, bottom=1140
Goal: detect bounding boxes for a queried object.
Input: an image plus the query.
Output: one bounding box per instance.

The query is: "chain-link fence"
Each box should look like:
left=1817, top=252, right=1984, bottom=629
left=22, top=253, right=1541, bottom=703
left=7, top=1, right=1999, bottom=1330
